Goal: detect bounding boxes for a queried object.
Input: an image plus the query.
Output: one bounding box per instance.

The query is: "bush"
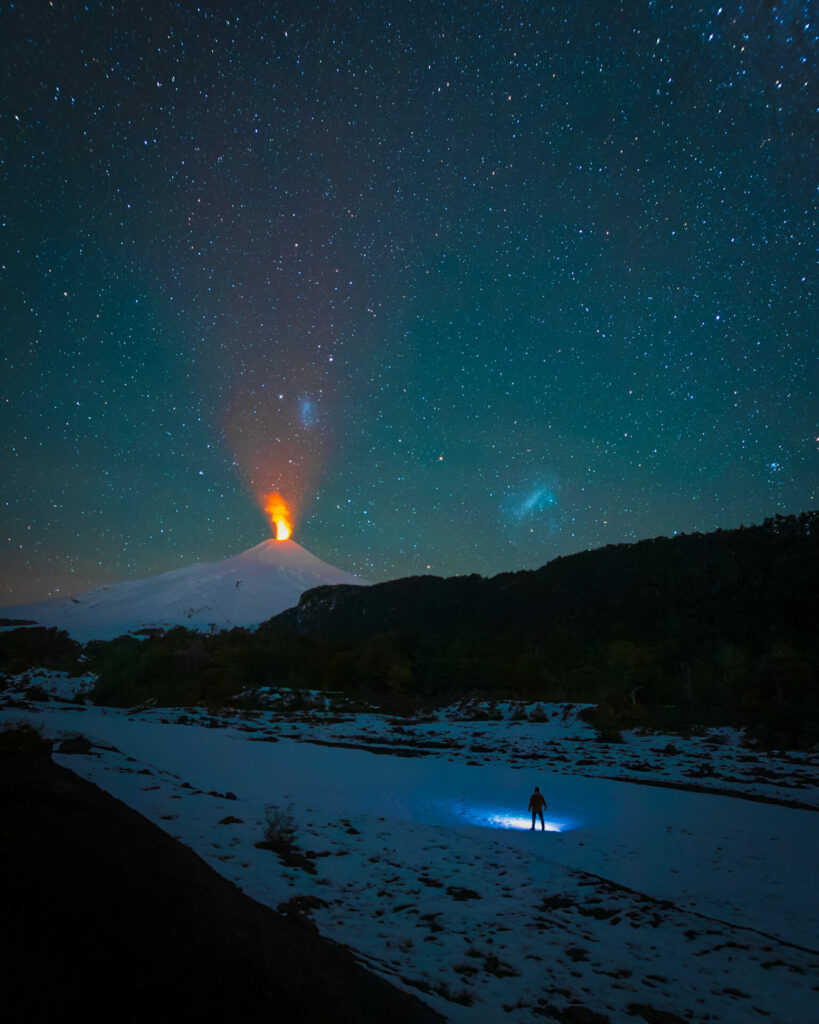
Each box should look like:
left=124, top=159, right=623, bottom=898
left=257, top=804, right=318, bottom=875
left=25, top=683, right=51, bottom=702
left=0, top=627, right=82, bottom=675
left=0, top=722, right=52, bottom=758
left=578, top=704, right=624, bottom=743
left=594, top=722, right=624, bottom=744
left=263, top=804, right=296, bottom=849
left=528, top=703, right=549, bottom=723
left=432, top=981, right=473, bottom=1006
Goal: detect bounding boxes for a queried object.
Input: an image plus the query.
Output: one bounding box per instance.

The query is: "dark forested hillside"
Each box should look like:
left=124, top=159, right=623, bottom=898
left=269, top=512, right=817, bottom=651
left=257, top=512, right=818, bottom=746
left=5, top=513, right=816, bottom=747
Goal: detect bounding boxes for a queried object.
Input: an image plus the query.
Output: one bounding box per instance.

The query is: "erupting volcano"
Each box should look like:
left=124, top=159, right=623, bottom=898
left=2, top=529, right=365, bottom=642
left=264, top=492, right=292, bottom=541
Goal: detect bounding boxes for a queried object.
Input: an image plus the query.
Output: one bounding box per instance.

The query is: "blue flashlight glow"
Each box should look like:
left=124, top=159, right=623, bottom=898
left=484, top=811, right=564, bottom=832
left=454, top=805, right=572, bottom=832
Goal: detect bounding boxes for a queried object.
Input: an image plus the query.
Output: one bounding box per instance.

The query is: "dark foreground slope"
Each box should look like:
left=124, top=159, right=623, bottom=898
left=0, top=728, right=442, bottom=1024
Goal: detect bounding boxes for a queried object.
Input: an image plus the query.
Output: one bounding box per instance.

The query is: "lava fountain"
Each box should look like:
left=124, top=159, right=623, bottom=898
left=263, top=492, right=293, bottom=541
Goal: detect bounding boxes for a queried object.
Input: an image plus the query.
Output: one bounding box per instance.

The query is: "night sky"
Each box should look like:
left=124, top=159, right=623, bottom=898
left=2, top=1, right=816, bottom=604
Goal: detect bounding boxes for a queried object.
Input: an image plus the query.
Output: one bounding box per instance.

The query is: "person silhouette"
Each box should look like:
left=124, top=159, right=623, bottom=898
left=528, top=786, right=547, bottom=830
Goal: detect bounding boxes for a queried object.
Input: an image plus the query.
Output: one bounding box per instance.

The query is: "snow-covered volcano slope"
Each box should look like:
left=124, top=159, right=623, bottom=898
left=0, top=540, right=364, bottom=642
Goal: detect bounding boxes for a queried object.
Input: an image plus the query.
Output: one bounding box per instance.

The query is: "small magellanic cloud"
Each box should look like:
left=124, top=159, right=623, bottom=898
left=299, top=396, right=318, bottom=428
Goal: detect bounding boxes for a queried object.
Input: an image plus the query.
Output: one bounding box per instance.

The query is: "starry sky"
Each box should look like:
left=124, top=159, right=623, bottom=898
left=2, top=1, right=816, bottom=604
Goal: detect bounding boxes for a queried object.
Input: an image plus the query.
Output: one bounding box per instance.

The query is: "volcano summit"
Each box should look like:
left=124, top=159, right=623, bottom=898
left=1, top=540, right=363, bottom=642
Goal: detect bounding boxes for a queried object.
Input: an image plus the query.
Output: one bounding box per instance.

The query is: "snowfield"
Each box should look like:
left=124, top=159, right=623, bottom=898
left=2, top=676, right=817, bottom=1024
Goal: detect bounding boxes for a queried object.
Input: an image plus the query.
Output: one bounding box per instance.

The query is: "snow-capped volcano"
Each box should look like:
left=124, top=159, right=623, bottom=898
left=1, top=540, right=364, bottom=642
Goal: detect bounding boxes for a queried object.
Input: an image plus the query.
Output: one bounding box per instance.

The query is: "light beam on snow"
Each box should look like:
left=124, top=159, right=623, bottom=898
left=484, top=811, right=563, bottom=832
left=455, top=804, right=571, bottom=832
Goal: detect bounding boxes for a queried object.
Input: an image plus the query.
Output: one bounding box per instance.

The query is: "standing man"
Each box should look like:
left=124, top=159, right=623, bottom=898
left=528, top=786, right=547, bottom=830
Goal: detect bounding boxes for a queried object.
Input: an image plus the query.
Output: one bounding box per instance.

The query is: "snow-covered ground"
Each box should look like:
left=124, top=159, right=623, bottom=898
left=2, top=675, right=817, bottom=1023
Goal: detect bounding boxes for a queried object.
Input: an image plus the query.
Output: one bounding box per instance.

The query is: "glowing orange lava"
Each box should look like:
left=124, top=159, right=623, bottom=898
left=263, top=493, right=292, bottom=540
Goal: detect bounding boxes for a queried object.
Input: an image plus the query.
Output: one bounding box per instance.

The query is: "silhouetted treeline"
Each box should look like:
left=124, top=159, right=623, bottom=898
left=0, top=627, right=82, bottom=676
left=270, top=511, right=818, bottom=650
left=2, top=513, right=817, bottom=747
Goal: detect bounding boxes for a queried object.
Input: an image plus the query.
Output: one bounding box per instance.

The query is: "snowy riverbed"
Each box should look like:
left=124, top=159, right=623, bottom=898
left=2, top=682, right=817, bottom=1023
